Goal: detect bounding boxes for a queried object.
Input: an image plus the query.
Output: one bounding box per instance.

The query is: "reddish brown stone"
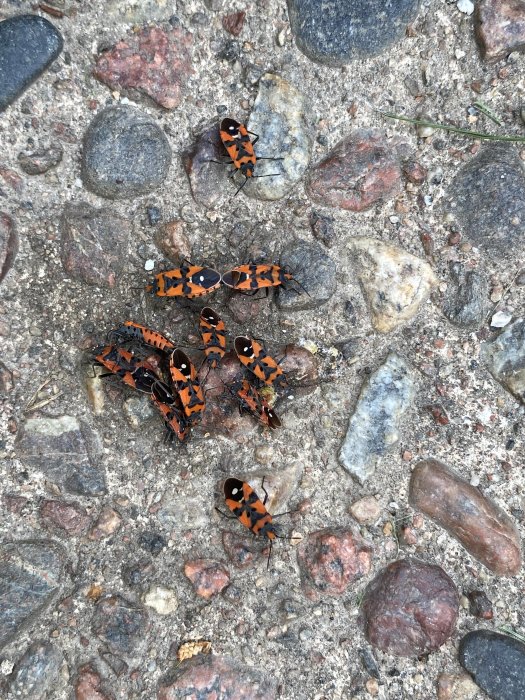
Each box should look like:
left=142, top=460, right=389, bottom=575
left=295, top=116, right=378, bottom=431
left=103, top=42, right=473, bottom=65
left=183, top=124, right=229, bottom=209
left=306, top=130, right=405, bottom=211
left=3, top=494, right=29, bottom=515
left=0, top=165, right=23, bottom=193
left=409, top=459, right=522, bottom=576
left=297, top=527, right=373, bottom=600
left=402, top=158, right=427, bottom=184
left=222, top=11, right=246, bottom=36
left=436, top=672, right=478, bottom=700
left=93, top=26, right=193, bottom=110
left=40, top=499, right=92, bottom=537
left=359, top=558, right=459, bottom=657
left=475, top=0, right=525, bottom=63
left=467, top=590, right=494, bottom=619
left=154, top=220, right=191, bottom=263
left=281, top=344, right=319, bottom=387
left=0, top=212, right=18, bottom=284
left=75, top=663, right=114, bottom=700
left=222, top=530, right=261, bottom=569
left=88, top=507, right=122, bottom=540
left=158, top=654, right=277, bottom=699
left=349, top=495, right=381, bottom=524
left=184, top=559, right=230, bottom=599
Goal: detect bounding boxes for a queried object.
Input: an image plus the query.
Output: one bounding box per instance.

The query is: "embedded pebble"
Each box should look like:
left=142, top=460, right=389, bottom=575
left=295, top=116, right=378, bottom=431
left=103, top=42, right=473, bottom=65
left=40, top=499, right=92, bottom=537
left=155, top=220, right=191, bottom=262
left=442, top=263, right=490, bottom=329
left=297, top=527, right=373, bottom=600
left=459, top=630, right=525, bottom=700
left=348, top=237, right=438, bottom=333
left=278, top=240, right=336, bottom=311
left=94, top=25, right=193, bottom=109
left=481, top=318, right=525, bottom=403
left=74, top=663, right=114, bottom=700
left=142, top=586, right=178, bottom=615
left=88, top=506, right=123, bottom=541
left=0, top=15, right=63, bottom=112
left=0, top=212, right=18, bottom=284
left=475, top=0, right=525, bottom=62
left=467, top=590, right=494, bottom=619
left=15, top=415, right=107, bottom=496
left=409, top=459, right=522, bottom=576
left=183, top=123, right=230, bottom=209
left=359, top=558, right=459, bottom=656
left=123, top=394, right=155, bottom=427
left=244, top=73, right=313, bottom=201
left=184, top=559, right=230, bottom=599
left=81, top=106, right=172, bottom=199
left=222, top=530, right=262, bottom=569
left=458, top=0, right=475, bottom=14
left=490, top=309, right=513, bottom=328
left=339, top=353, right=415, bottom=484
left=349, top=496, right=381, bottom=525
left=7, top=640, right=64, bottom=699
left=436, top=672, right=479, bottom=700
left=92, top=595, right=148, bottom=655
left=17, top=142, right=63, bottom=175
left=0, top=540, right=66, bottom=649
left=286, top=0, right=420, bottom=65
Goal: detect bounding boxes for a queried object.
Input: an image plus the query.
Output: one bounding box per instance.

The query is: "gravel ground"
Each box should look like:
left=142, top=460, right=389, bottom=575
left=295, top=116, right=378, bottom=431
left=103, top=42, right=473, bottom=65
left=1, top=1, right=524, bottom=699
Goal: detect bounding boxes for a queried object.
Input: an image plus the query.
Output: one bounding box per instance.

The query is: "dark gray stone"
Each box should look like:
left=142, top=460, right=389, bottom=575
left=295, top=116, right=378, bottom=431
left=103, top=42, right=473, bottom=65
left=0, top=14, right=63, bottom=112
left=459, top=630, right=525, bottom=700
left=442, top=263, right=490, bottom=329
left=92, top=594, right=148, bottom=655
left=449, top=143, right=525, bottom=255
left=18, top=142, right=63, bottom=175
left=481, top=318, right=525, bottom=403
left=60, top=202, right=131, bottom=288
left=81, top=106, right=172, bottom=199
left=0, top=541, right=66, bottom=650
left=8, top=640, right=64, bottom=699
left=286, top=0, right=420, bottom=66
left=278, top=240, right=336, bottom=311
left=0, top=212, right=18, bottom=284
left=15, top=415, right=107, bottom=497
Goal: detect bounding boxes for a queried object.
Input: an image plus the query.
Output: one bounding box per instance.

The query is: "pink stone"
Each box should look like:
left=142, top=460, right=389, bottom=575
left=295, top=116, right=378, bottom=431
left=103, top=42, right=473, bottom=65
left=184, top=559, right=230, bottom=599
left=475, top=0, right=525, bottom=62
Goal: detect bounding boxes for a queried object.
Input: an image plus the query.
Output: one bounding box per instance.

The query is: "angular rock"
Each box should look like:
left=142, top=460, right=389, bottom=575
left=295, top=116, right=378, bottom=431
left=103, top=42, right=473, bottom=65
left=17, top=142, right=63, bottom=175
left=74, top=663, right=114, bottom=700
left=449, top=143, right=525, bottom=254
left=158, top=654, right=277, bottom=699
left=360, top=558, right=459, bottom=657
left=238, top=462, right=304, bottom=513
left=475, top=0, right=525, bottom=62
left=183, top=123, right=230, bottom=209
left=467, top=590, right=494, bottom=619
left=409, top=459, right=522, bottom=575
left=16, top=416, right=107, bottom=497
left=222, top=11, right=246, bottom=36
left=142, top=586, right=178, bottom=615
left=286, top=0, right=420, bottom=65
left=481, top=317, right=525, bottom=403
left=307, top=131, right=406, bottom=211
left=184, top=559, right=230, bottom=599
left=0, top=212, right=18, bottom=284
left=222, top=530, right=262, bottom=569
left=244, top=73, right=313, bottom=201
left=60, top=202, right=131, bottom=288
left=92, top=595, right=148, bottom=655
left=460, top=631, right=525, bottom=700
left=442, top=263, right=490, bottom=329
left=88, top=507, right=122, bottom=541
left=277, top=240, right=336, bottom=311
left=339, top=353, right=415, bottom=484
left=0, top=15, right=63, bottom=112
left=436, top=672, right=479, bottom=700
left=348, top=237, right=438, bottom=333
left=0, top=540, right=66, bottom=650
left=93, top=25, right=193, bottom=110
left=155, top=220, right=191, bottom=263
left=138, top=531, right=167, bottom=556
left=81, top=106, right=172, bottom=199
left=309, top=210, right=335, bottom=248
left=297, top=527, right=372, bottom=600
left=40, top=499, right=92, bottom=537
left=8, top=640, right=64, bottom=699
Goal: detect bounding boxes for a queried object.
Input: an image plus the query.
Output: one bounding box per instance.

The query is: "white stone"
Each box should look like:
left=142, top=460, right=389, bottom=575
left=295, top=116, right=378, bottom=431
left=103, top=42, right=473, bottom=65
left=143, top=585, right=178, bottom=615
left=457, top=0, right=475, bottom=15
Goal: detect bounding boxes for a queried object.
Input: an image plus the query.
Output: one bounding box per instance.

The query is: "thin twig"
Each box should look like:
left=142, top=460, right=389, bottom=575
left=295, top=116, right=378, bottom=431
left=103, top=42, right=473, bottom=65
left=25, top=378, right=51, bottom=411
left=378, top=110, right=525, bottom=142
left=24, top=392, right=63, bottom=414
left=498, top=625, right=525, bottom=644
left=473, top=101, right=503, bottom=126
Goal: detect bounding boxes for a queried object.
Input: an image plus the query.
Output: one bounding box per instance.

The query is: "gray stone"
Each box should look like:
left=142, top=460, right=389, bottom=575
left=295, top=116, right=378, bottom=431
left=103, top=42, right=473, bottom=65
left=15, top=415, right=107, bottom=496
left=81, top=106, right=172, bottom=199
left=8, top=640, right=64, bottom=699
left=286, top=0, right=420, bottom=66
left=459, top=630, right=525, bottom=700
left=60, top=202, right=131, bottom=288
left=0, top=15, right=63, bottom=112
left=339, top=353, right=415, bottom=484
left=183, top=123, right=230, bottom=210
left=481, top=318, right=525, bottom=402
left=0, top=540, right=66, bottom=650
left=277, top=240, right=336, bottom=311
left=18, top=142, right=63, bottom=175
left=244, top=73, right=313, bottom=201
left=449, top=142, right=525, bottom=254
left=442, top=263, right=490, bottom=329
left=92, top=594, right=148, bottom=655
left=0, top=212, right=18, bottom=284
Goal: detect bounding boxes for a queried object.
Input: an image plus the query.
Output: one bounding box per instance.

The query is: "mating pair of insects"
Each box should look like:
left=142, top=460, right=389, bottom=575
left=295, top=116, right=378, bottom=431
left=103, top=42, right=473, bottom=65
left=211, top=117, right=284, bottom=196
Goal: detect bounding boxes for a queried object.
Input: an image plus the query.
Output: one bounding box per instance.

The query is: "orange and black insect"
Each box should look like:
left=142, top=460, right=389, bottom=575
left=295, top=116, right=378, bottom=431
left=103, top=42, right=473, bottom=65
left=219, top=477, right=293, bottom=568
left=150, top=380, right=190, bottom=443
left=199, top=307, right=227, bottom=369
left=109, top=321, right=175, bottom=353
left=231, top=379, right=281, bottom=430
left=234, top=336, right=286, bottom=387
left=169, top=349, right=206, bottom=420
left=214, top=118, right=283, bottom=196
left=222, top=263, right=298, bottom=295
left=94, top=345, right=159, bottom=393
left=146, top=261, right=221, bottom=299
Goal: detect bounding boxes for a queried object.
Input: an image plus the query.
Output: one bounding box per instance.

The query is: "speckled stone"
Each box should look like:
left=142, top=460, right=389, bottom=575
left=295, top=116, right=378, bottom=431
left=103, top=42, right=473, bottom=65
left=278, top=240, right=336, bottom=311
left=81, top=105, right=172, bottom=199
left=459, top=630, right=525, bottom=700
left=481, top=318, right=525, bottom=403
left=442, top=263, right=490, bottom=329
left=475, top=0, right=525, bottom=62
left=92, top=594, right=149, bottom=655
left=7, top=640, right=64, bottom=699
left=0, top=14, right=63, bottom=112
left=339, top=353, right=415, bottom=484
left=17, top=141, right=63, bottom=175
left=244, top=73, right=313, bottom=201
left=348, top=237, right=438, bottom=333
left=286, top=0, right=420, bottom=65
